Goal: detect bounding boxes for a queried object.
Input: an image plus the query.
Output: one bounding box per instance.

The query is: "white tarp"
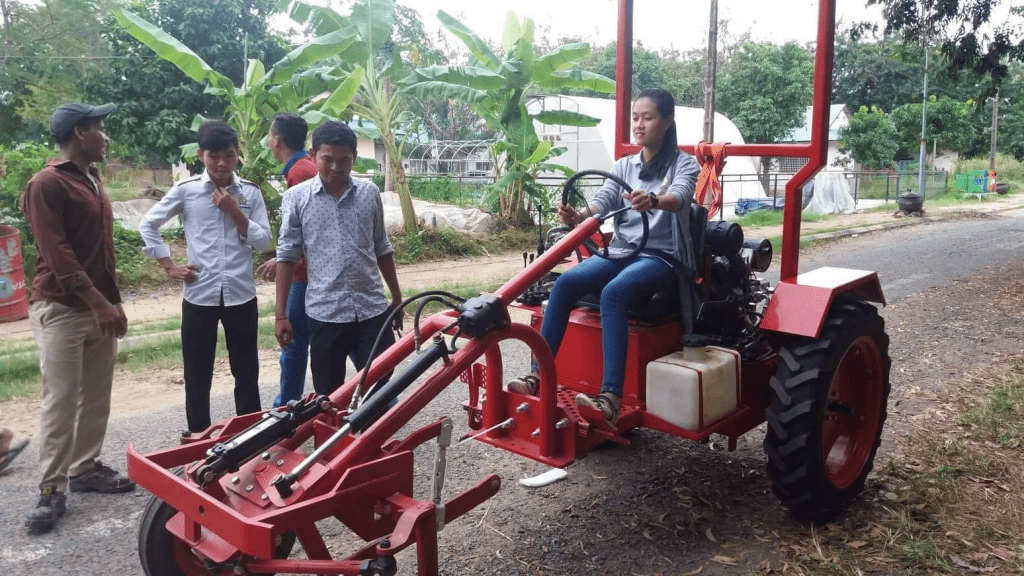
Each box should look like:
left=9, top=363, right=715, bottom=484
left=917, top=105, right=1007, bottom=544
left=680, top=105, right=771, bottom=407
left=380, top=191, right=495, bottom=236
left=112, top=199, right=179, bottom=230
left=804, top=172, right=856, bottom=215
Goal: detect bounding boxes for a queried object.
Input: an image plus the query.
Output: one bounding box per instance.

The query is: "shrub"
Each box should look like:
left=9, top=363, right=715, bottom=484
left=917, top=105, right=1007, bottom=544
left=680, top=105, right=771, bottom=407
left=112, top=222, right=150, bottom=288
left=0, top=142, right=57, bottom=286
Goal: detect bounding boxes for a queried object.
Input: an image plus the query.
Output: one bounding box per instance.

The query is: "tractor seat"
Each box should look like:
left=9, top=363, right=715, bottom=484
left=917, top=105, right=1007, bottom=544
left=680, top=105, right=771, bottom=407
left=573, top=205, right=707, bottom=322
left=575, top=275, right=680, bottom=321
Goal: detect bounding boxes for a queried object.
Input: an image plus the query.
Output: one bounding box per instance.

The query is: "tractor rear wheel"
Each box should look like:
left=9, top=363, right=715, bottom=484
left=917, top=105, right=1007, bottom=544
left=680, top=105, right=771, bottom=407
left=139, top=494, right=296, bottom=576
left=764, top=295, right=891, bottom=521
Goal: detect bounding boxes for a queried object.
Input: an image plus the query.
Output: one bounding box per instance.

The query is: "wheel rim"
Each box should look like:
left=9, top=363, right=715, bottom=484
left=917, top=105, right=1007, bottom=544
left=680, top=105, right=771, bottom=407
left=821, top=335, right=885, bottom=488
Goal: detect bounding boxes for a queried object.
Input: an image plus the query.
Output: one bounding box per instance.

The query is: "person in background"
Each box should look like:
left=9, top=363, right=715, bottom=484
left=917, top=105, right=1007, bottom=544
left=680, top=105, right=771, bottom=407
left=20, top=102, right=135, bottom=534
left=256, top=113, right=319, bottom=407
left=274, top=121, right=403, bottom=401
left=139, top=120, right=272, bottom=434
left=507, top=88, right=700, bottom=427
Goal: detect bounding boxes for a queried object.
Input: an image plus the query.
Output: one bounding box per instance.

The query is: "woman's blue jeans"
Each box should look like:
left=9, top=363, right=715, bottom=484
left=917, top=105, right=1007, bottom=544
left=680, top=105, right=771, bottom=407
left=274, top=280, right=309, bottom=407
left=538, top=255, right=675, bottom=397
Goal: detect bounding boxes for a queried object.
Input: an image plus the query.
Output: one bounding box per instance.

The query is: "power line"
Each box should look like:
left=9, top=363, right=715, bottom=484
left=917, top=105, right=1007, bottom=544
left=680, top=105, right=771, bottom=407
left=1, top=55, right=155, bottom=60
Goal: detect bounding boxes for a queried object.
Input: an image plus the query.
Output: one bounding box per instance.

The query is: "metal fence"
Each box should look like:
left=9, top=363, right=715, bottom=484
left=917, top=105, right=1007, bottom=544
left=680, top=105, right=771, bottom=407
left=376, top=169, right=952, bottom=219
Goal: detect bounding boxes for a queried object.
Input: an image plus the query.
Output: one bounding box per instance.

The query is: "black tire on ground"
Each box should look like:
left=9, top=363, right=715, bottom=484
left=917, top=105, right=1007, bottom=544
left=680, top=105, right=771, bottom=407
left=764, top=295, right=891, bottom=521
left=139, top=494, right=296, bottom=576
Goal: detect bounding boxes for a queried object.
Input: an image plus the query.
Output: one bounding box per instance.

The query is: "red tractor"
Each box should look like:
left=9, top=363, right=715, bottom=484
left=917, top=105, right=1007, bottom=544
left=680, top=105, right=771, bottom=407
left=128, top=1, right=890, bottom=574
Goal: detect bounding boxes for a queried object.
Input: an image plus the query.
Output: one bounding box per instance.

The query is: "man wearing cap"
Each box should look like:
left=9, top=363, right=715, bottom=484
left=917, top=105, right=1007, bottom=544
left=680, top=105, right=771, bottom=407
left=19, top=102, right=135, bottom=535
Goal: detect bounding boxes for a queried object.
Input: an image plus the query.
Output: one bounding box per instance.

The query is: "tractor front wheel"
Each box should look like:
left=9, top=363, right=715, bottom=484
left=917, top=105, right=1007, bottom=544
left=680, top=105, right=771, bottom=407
left=138, top=494, right=296, bottom=576
left=764, top=295, right=891, bottom=521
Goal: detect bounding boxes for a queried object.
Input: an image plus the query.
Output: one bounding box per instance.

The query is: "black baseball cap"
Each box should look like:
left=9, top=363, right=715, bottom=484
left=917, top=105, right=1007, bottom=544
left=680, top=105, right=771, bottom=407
left=50, top=102, right=115, bottom=143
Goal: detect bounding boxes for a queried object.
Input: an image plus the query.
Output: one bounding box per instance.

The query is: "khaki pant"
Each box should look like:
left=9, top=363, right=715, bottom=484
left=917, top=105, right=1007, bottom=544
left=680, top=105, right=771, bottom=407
left=30, top=299, right=117, bottom=492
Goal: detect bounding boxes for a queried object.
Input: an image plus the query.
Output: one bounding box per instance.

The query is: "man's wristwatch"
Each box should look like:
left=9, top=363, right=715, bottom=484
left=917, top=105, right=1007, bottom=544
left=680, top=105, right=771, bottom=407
left=649, top=194, right=660, bottom=209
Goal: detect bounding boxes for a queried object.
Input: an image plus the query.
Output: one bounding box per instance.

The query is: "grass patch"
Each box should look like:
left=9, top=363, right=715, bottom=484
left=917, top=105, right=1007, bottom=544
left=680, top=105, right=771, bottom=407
left=0, top=278, right=503, bottom=403
left=390, top=224, right=535, bottom=265
left=778, top=355, right=1024, bottom=575
left=732, top=209, right=830, bottom=228
left=0, top=354, right=45, bottom=401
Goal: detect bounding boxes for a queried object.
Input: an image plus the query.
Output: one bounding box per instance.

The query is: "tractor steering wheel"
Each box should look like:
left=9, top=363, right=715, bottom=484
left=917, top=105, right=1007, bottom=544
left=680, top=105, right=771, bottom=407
left=561, top=169, right=649, bottom=260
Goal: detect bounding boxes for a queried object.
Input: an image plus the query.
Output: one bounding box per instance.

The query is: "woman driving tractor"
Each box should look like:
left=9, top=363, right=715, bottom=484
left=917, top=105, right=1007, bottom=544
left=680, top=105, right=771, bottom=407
left=508, top=87, right=700, bottom=425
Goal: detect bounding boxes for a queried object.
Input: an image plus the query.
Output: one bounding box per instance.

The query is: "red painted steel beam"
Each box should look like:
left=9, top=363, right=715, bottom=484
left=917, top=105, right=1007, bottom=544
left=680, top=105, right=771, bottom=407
left=615, top=0, right=633, bottom=160
left=613, top=0, right=836, bottom=281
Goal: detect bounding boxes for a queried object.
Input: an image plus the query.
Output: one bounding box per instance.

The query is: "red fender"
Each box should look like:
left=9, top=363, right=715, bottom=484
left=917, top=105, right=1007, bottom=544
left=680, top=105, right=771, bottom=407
left=761, top=267, right=886, bottom=338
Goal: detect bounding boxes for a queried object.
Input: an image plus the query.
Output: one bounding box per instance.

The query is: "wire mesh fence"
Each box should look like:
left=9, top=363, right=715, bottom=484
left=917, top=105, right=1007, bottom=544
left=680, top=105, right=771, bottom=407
left=372, top=169, right=952, bottom=220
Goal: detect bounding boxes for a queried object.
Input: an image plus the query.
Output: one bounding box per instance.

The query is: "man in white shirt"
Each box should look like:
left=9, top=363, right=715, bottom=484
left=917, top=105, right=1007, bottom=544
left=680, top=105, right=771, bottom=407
left=139, top=121, right=272, bottom=433
left=274, top=121, right=402, bottom=397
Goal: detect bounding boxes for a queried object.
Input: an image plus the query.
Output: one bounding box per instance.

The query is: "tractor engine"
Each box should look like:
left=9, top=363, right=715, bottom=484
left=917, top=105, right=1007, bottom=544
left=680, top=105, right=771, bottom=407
left=694, top=221, right=774, bottom=359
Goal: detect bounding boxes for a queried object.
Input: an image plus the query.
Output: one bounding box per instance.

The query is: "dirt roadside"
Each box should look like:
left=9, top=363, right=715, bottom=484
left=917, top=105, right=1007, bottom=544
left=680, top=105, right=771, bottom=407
left=1, top=195, right=1020, bottom=442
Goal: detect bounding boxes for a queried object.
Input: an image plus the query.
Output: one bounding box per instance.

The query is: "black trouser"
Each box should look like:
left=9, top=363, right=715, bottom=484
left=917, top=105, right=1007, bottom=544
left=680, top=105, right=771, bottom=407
left=181, top=296, right=261, bottom=432
left=308, top=308, right=395, bottom=396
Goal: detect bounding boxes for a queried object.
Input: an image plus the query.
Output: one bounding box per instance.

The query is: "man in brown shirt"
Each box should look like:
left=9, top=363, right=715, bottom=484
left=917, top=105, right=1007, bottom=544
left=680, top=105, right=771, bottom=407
left=19, top=102, right=135, bottom=535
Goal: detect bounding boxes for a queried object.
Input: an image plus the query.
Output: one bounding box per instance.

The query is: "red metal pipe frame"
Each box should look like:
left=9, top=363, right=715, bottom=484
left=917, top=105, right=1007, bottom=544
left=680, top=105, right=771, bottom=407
left=614, top=0, right=836, bottom=281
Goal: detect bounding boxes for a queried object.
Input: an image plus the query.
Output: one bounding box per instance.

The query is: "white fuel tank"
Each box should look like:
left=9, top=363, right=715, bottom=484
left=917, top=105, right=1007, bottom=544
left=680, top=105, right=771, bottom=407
left=645, top=346, right=740, bottom=431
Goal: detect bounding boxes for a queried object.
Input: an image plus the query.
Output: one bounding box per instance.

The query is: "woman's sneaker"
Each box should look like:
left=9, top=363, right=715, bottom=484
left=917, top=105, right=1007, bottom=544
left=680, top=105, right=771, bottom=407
left=574, top=392, right=621, bottom=426
left=507, top=373, right=540, bottom=395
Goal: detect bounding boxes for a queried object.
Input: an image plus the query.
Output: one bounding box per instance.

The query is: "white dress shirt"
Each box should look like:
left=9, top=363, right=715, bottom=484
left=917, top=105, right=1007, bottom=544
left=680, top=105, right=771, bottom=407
left=276, top=176, right=393, bottom=323
left=139, top=170, right=271, bottom=306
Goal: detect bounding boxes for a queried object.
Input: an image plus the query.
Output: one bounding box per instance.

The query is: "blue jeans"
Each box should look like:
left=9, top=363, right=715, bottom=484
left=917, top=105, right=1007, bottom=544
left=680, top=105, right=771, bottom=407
left=539, top=255, right=675, bottom=396
left=274, top=281, right=309, bottom=407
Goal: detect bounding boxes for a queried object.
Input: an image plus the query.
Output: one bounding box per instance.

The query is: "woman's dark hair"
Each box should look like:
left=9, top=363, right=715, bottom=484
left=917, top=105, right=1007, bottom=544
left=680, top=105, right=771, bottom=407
left=311, top=121, right=357, bottom=155
left=636, top=88, right=679, bottom=182
left=272, top=113, right=309, bottom=151
left=197, top=120, right=239, bottom=152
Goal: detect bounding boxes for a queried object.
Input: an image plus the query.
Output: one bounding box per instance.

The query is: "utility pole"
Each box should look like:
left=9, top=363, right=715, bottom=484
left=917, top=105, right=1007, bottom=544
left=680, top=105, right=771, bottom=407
left=702, top=0, right=718, bottom=141
left=917, top=47, right=928, bottom=199
left=990, top=90, right=999, bottom=171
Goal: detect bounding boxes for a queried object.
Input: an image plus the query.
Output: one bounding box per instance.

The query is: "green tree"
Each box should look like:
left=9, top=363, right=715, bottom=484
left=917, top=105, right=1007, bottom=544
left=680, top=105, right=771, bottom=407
left=716, top=41, right=813, bottom=190
left=995, top=62, right=1024, bottom=161
left=0, top=0, right=113, bottom=144
left=82, top=0, right=287, bottom=164
left=865, top=0, right=1024, bottom=91
left=282, top=0, right=423, bottom=232
left=113, top=7, right=362, bottom=203
left=403, top=10, right=614, bottom=224
left=837, top=106, right=899, bottom=170
left=832, top=32, right=926, bottom=113
left=891, top=95, right=977, bottom=162
left=574, top=42, right=665, bottom=97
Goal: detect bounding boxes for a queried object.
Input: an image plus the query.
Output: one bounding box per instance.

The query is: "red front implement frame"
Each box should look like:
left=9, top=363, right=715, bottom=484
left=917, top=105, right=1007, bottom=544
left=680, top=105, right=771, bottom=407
left=128, top=1, right=889, bottom=574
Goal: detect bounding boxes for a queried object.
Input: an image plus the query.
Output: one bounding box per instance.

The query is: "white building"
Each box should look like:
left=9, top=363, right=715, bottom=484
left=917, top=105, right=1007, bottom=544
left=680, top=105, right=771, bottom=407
left=780, top=104, right=853, bottom=172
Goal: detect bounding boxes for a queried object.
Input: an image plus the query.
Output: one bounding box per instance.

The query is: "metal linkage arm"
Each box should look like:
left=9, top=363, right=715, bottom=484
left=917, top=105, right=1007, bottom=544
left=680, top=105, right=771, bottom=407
left=192, top=395, right=331, bottom=485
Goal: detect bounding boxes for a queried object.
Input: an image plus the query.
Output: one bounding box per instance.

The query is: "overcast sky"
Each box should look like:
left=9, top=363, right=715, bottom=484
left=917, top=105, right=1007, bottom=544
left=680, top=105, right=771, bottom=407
left=406, top=0, right=889, bottom=53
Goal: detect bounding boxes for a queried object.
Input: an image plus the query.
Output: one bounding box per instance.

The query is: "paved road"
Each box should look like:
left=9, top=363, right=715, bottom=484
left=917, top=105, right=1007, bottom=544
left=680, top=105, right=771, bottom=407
left=768, top=208, right=1024, bottom=300
left=2, top=208, right=1022, bottom=575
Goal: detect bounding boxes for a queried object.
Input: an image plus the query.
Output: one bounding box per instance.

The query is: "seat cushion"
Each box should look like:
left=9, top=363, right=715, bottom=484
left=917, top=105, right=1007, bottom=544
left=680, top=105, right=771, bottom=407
left=575, top=275, right=681, bottom=321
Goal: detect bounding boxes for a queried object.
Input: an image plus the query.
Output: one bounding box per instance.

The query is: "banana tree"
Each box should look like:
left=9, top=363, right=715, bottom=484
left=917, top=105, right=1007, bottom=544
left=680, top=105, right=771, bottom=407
left=283, top=0, right=419, bottom=233
left=114, top=8, right=362, bottom=205
left=401, top=11, right=614, bottom=224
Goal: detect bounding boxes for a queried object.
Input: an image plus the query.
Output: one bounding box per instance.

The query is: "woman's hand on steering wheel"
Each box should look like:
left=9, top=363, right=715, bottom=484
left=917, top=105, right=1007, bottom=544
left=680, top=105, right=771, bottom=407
left=557, top=202, right=585, bottom=226
left=621, top=190, right=658, bottom=212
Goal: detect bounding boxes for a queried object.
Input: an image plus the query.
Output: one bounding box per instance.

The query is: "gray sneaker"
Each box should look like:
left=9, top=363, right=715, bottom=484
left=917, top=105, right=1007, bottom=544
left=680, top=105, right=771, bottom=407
left=25, top=486, right=66, bottom=534
left=574, top=392, right=620, bottom=426
left=69, top=463, right=135, bottom=494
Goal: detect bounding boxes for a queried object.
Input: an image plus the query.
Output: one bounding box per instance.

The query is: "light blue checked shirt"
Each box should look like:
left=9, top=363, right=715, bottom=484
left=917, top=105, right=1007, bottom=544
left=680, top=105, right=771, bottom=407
left=139, top=170, right=271, bottom=306
left=276, top=176, right=393, bottom=323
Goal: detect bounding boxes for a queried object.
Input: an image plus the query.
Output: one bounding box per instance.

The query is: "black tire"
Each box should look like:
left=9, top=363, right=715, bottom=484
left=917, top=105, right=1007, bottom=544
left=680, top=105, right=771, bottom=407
left=139, top=494, right=296, bottom=576
left=764, top=296, right=891, bottom=521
